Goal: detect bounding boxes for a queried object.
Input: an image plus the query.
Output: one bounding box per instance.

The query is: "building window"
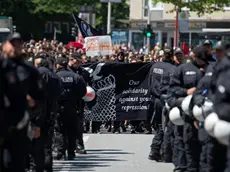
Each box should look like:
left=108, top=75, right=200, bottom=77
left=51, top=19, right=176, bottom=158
left=213, top=4, right=230, bottom=10
left=132, top=32, right=144, bottom=50
left=143, top=0, right=163, bottom=18
left=224, top=4, right=230, bottom=10
left=143, top=0, right=148, bottom=18
left=53, top=21, right=61, bottom=32
left=62, top=22, right=69, bottom=34
left=44, top=21, right=52, bottom=33
left=151, top=1, right=163, bottom=9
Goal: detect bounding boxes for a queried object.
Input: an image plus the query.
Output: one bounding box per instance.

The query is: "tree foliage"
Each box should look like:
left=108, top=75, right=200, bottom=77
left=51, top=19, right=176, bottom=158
left=0, top=0, right=129, bottom=38
left=153, top=0, right=230, bottom=15
left=31, top=0, right=94, bottom=14
left=30, top=0, right=129, bottom=29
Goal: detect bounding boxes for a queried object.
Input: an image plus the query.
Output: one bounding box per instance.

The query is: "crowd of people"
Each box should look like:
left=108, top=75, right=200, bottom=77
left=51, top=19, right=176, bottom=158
left=1, top=31, right=230, bottom=172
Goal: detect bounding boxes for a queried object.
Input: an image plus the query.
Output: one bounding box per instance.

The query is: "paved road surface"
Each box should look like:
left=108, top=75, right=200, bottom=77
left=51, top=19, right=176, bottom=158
left=53, top=134, right=174, bottom=172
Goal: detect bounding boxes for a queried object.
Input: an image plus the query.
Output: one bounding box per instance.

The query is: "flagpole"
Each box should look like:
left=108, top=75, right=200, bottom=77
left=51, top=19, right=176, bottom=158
left=72, top=13, right=80, bottom=28
left=107, top=1, right=111, bottom=34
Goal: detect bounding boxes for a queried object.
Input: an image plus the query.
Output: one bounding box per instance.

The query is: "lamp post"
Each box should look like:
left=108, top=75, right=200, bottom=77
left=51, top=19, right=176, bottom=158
left=100, top=0, right=122, bottom=34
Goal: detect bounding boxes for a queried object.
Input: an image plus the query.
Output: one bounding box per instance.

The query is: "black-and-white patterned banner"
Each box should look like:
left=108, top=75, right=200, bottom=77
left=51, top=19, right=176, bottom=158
left=83, top=62, right=153, bottom=121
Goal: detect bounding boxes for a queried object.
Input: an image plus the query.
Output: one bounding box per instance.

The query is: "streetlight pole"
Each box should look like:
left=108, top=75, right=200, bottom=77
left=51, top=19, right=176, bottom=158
left=146, top=3, right=151, bottom=54
left=54, top=27, right=56, bottom=40
left=175, top=10, right=179, bottom=48
left=107, top=2, right=112, bottom=34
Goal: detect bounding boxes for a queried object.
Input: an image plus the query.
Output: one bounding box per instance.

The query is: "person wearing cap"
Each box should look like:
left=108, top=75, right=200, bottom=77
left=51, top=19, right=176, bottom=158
left=187, top=41, right=229, bottom=172
left=203, top=40, right=216, bottom=62
left=55, top=57, right=86, bottom=160
left=68, top=52, right=91, bottom=153
left=148, top=47, right=177, bottom=162
left=1, top=33, right=45, bottom=172
left=174, top=48, right=185, bottom=65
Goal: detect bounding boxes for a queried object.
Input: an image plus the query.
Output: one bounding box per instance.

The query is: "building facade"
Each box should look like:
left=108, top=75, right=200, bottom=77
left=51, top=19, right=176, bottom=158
left=128, top=0, right=230, bottom=50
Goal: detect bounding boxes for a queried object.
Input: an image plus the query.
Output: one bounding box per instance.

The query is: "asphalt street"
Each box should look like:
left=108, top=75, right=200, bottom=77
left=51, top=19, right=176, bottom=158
left=53, top=133, right=174, bottom=172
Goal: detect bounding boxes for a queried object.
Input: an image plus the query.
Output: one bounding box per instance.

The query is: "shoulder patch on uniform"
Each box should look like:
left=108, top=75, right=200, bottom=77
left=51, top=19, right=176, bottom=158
left=185, top=71, right=196, bottom=75
left=205, top=72, right=213, bottom=76
left=218, top=85, right=225, bottom=94
left=153, top=68, right=163, bottom=75
left=61, top=77, right=74, bottom=83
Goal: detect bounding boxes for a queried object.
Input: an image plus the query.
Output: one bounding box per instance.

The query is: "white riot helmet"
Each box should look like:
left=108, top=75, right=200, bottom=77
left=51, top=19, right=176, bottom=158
left=204, top=112, right=219, bottom=137
left=169, top=107, right=185, bottom=126
left=181, top=95, right=193, bottom=115
left=213, top=120, right=230, bottom=146
left=82, top=86, right=96, bottom=102
left=193, top=100, right=213, bottom=122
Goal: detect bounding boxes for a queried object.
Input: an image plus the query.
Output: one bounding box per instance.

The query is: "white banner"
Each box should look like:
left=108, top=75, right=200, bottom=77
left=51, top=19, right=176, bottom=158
left=85, top=36, right=113, bottom=57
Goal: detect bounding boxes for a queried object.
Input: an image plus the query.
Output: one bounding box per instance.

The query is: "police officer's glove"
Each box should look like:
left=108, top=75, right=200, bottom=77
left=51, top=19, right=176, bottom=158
left=175, top=98, right=184, bottom=107
left=194, top=95, right=205, bottom=107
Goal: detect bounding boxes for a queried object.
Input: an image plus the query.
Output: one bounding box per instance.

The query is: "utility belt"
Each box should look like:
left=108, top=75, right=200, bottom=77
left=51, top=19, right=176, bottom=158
left=58, top=103, right=81, bottom=116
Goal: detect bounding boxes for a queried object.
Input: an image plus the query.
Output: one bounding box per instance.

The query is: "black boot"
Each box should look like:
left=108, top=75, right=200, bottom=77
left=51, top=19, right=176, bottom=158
left=76, top=144, right=87, bottom=154
left=121, top=123, right=127, bottom=132
left=56, top=152, right=66, bottom=160
left=68, top=152, right=76, bottom=160
left=148, top=150, right=162, bottom=162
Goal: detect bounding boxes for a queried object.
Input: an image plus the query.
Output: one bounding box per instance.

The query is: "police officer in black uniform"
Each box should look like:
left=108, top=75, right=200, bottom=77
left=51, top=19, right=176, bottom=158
left=56, top=57, right=86, bottom=160
left=168, top=46, right=210, bottom=172
left=209, top=45, right=230, bottom=172
left=1, top=33, right=44, bottom=172
left=0, top=57, right=29, bottom=172
left=68, top=52, right=90, bottom=153
left=148, top=47, right=177, bottom=161
left=189, top=41, right=227, bottom=172
left=33, top=52, right=63, bottom=171
left=162, top=48, right=185, bottom=163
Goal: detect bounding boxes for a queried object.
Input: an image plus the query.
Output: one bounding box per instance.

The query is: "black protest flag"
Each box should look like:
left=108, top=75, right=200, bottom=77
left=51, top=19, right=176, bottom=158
left=72, top=13, right=101, bottom=38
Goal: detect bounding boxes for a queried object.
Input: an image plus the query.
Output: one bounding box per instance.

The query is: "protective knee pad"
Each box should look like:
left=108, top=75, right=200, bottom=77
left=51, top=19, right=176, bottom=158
left=213, top=120, right=230, bottom=146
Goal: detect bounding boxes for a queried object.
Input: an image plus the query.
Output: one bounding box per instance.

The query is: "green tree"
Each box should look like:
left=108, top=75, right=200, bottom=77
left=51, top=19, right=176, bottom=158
left=31, top=0, right=94, bottom=14
left=153, top=0, right=230, bottom=15
left=0, top=0, right=129, bottom=39
left=31, top=0, right=129, bottom=29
